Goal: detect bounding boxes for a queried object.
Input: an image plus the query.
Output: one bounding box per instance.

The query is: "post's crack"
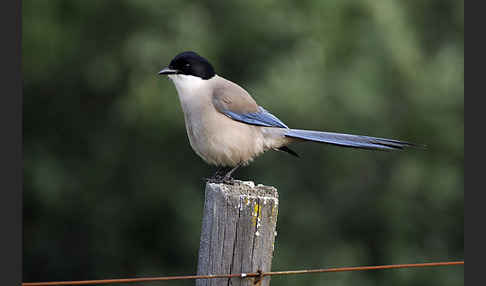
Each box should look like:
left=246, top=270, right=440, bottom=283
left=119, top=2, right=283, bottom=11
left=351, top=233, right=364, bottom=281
left=227, top=197, right=241, bottom=286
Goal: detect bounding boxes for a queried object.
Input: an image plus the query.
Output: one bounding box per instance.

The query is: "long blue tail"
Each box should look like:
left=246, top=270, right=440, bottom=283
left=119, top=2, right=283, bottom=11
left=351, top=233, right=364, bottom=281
left=284, top=129, right=418, bottom=151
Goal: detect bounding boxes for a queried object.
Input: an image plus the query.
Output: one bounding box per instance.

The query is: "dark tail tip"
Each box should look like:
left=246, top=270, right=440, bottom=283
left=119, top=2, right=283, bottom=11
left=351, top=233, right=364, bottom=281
left=278, top=146, right=300, bottom=158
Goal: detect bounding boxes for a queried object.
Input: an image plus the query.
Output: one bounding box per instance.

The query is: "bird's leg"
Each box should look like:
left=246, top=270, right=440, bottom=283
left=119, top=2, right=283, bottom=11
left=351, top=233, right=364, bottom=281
left=222, top=163, right=242, bottom=182
left=214, top=166, right=230, bottom=178
left=204, top=163, right=242, bottom=184
left=205, top=166, right=231, bottom=183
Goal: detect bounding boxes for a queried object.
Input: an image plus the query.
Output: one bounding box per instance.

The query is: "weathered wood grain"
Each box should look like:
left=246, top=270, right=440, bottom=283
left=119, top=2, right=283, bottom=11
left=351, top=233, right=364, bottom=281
left=196, top=180, right=279, bottom=286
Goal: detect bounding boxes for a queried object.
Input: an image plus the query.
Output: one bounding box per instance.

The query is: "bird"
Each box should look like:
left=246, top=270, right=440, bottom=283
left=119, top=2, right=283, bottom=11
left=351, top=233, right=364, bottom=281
left=158, top=51, right=418, bottom=182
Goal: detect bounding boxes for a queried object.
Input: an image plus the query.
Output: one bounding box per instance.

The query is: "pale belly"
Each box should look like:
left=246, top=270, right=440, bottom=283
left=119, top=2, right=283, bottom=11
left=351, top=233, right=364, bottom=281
left=183, top=110, right=268, bottom=167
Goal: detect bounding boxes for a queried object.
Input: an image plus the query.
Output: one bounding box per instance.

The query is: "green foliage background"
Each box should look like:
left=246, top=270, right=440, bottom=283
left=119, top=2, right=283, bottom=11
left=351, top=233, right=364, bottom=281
left=23, top=1, right=463, bottom=285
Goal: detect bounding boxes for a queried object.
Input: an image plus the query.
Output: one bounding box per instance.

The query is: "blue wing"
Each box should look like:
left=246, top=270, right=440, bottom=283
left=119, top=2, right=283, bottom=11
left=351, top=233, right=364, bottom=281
left=222, top=106, right=289, bottom=129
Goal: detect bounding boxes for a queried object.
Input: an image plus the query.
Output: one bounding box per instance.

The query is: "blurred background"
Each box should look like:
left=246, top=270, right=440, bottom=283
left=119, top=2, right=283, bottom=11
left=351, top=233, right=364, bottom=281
left=23, top=1, right=463, bottom=285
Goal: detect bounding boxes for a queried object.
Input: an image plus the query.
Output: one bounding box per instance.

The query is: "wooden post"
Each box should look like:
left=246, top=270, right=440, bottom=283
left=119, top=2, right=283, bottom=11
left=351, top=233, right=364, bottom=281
left=196, top=180, right=279, bottom=286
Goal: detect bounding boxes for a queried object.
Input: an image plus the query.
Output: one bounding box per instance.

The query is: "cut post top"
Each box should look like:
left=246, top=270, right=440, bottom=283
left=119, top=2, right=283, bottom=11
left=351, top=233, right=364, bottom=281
left=206, top=180, right=278, bottom=200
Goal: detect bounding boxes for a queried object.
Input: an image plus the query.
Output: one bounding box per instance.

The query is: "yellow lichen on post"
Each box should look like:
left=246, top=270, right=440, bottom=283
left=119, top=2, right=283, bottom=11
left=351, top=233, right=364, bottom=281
left=251, top=200, right=262, bottom=227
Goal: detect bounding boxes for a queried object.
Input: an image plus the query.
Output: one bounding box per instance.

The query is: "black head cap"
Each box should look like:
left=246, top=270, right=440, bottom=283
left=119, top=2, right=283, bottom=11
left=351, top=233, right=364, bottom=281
left=159, top=51, right=215, bottom=80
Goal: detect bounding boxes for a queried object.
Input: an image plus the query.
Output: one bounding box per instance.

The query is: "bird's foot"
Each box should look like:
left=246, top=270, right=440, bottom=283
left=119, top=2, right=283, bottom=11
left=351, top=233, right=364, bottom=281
left=204, top=175, right=236, bottom=185
left=203, top=166, right=237, bottom=185
left=203, top=164, right=243, bottom=185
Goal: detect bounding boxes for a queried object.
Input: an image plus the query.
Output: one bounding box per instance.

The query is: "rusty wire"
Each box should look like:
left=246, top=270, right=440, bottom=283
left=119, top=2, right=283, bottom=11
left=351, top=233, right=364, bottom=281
left=22, top=261, right=464, bottom=285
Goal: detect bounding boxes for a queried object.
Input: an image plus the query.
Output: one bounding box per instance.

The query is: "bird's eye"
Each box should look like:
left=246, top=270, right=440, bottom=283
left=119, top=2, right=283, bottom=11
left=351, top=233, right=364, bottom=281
left=185, top=63, right=191, bottom=68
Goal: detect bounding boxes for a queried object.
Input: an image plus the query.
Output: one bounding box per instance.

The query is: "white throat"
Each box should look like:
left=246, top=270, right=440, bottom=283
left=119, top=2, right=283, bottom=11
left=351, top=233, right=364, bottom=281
left=168, top=74, right=216, bottom=112
left=168, top=74, right=206, bottom=96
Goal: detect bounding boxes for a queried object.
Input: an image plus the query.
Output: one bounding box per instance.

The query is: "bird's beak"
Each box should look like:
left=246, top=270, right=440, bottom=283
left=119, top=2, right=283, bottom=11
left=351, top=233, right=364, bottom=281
left=158, top=67, right=179, bottom=75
